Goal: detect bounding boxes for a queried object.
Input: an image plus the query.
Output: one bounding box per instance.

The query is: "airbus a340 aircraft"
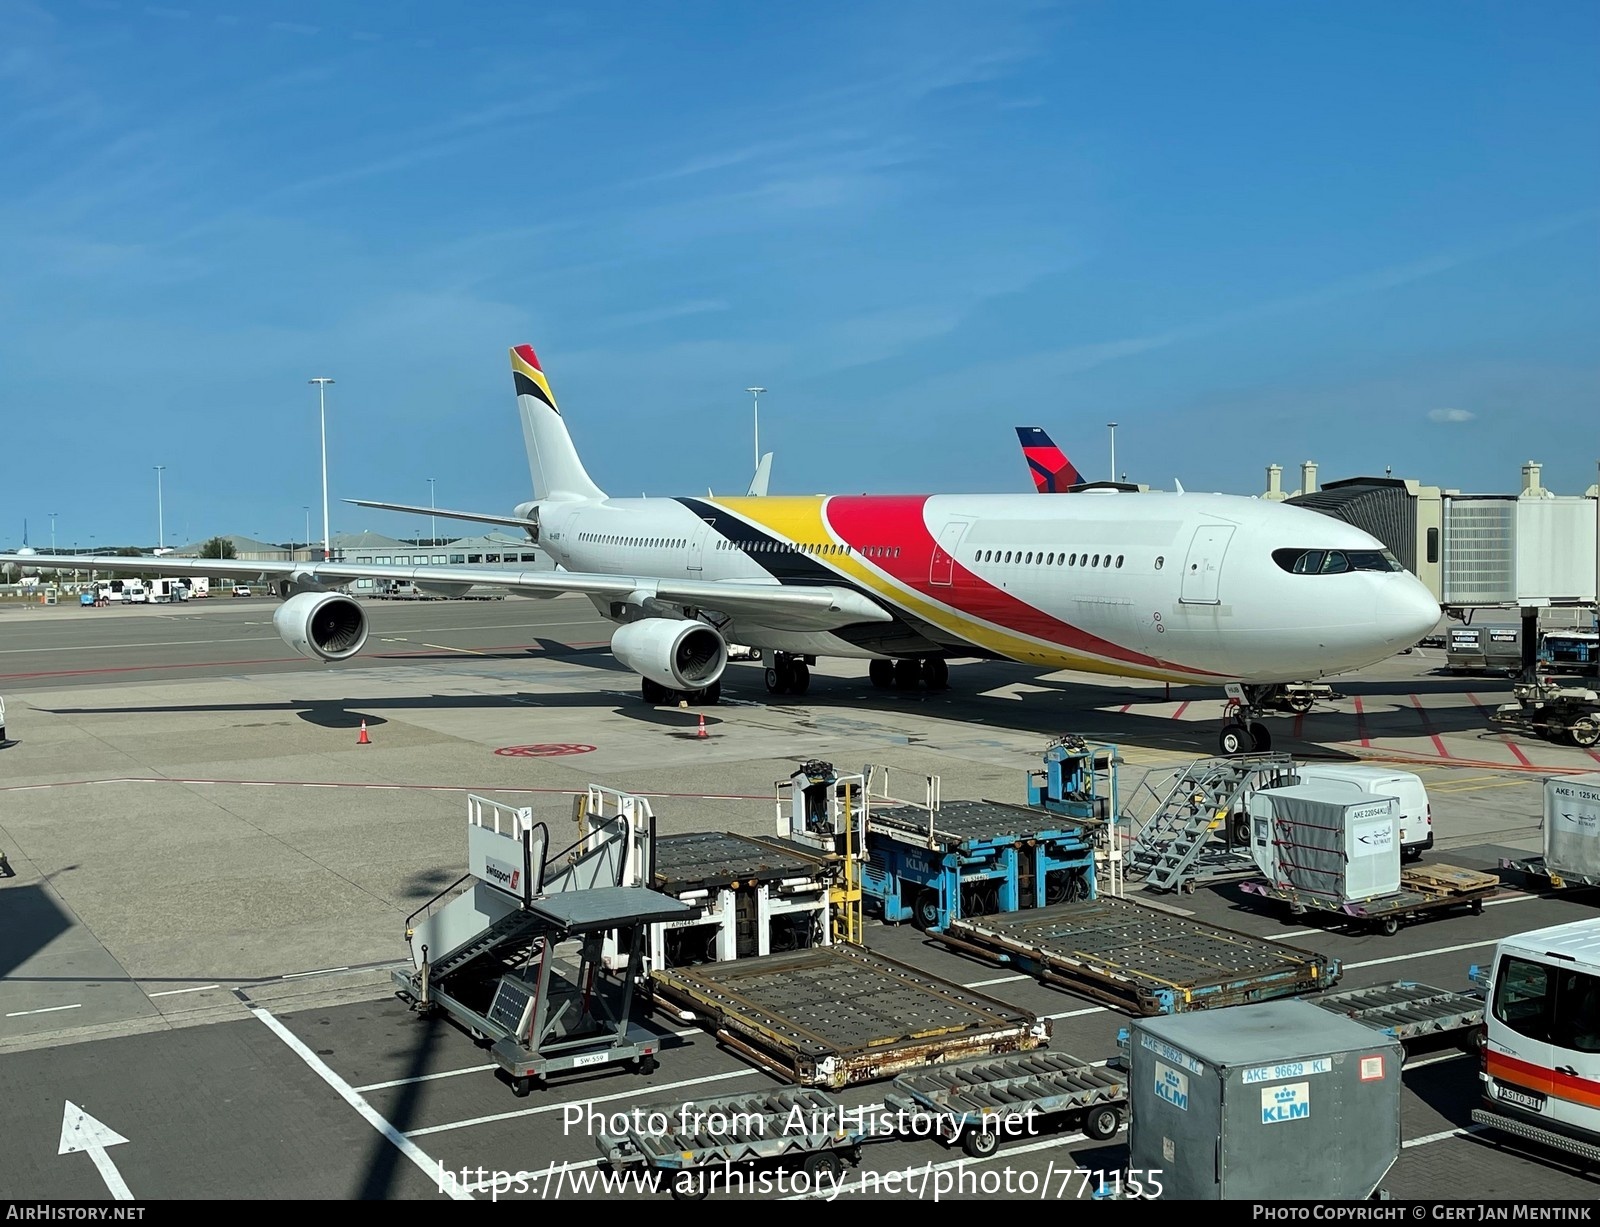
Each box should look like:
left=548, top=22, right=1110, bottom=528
left=2, top=345, right=1439, bottom=755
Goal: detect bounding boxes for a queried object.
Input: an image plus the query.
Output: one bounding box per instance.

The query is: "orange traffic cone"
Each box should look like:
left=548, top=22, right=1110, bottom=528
left=357, top=720, right=371, bottom=745
left=696, top=713, right=708, bottom=739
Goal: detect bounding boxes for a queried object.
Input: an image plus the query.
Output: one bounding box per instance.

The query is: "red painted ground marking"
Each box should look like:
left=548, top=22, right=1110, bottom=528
left=0, top=776, right=773, bottom=799
left=1352, top=695, right=1370, bottom=747
left=494, top=744, right=596, bottom=757
left=1409, top=693, right=1450, bottom=759
left=1118, top=703, right=1132, bottom=714
left=1504, top=739, right=1534, bottom=768
left=1589, top=749, right=1600, bottom=766
left=1293, top=714, right=1304, bottom=738
left=1466, top=693, right=1493, bottom=718
left=1172, top=702, right=1190, bottom=719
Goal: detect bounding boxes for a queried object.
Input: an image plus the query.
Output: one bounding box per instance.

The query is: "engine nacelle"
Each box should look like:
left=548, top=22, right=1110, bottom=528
left=273, top=591, right=370, bottom=662
left=610, top=618, right=727, bottom=691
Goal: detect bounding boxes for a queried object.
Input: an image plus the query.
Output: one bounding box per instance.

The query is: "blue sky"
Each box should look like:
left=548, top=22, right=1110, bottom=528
left=2, top=0, right=1596, bottom=549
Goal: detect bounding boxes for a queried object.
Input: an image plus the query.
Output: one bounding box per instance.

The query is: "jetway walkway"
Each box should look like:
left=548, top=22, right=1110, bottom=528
left=393, top=790, right=694, bottom=1095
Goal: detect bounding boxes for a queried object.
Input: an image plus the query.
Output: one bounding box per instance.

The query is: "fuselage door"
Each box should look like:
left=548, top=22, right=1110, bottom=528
left=1179, top=524, right=1234, bottom=604
left=688, top=518, right=713, bottom=572
left=930, top=519, right=971, bottom=587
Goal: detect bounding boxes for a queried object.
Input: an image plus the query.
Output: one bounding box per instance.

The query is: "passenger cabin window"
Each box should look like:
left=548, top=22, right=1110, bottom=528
left=1272, top=548, right=1405, bottom=575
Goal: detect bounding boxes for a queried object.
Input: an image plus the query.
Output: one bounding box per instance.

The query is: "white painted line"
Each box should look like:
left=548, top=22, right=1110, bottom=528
left=963, top=974, right=1030, bottom=988
left=241, top=781, right=274, bottom=787
left=358, top=1065, right=497, bottom=1093
left=1403, top=1052, right=1470, bottom=1071
left=249, top=1005, right=471, bottom=1200
left=1346, top=940, right=1498, bottom=971
left=405, top=1068, right=761, bottom=1138
left=303, top=783, right=336, bottom=789
left=149, top=984, right=221, bottom=998
left=1278, top=928, right=1318, bottom=938
left=1402, top=1124, right=1487, bottom=1149
left=6, top=1003, right=82, bottom=1018
left=1043, top=1006, right=1110, bottom=1021
left=281, top=966, right=349, bottom=979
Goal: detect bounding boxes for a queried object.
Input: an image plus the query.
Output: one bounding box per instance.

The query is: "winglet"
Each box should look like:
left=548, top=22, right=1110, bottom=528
left=1015, top=426, right=1086, bottom=493
left=747, top=452, right=773, bottom=497
left=1174, top=479, right=1185, bottom=494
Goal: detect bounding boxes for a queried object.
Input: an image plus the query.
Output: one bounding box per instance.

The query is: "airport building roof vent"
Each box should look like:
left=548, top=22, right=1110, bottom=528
left=1521, top=460, right=1551, bottom=498
left=1263, top=464, right=1286, bottom=501
left=1301, top=460, right=1318, bottom=496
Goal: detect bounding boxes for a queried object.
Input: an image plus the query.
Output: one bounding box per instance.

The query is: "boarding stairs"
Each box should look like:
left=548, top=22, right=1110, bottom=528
left=1123, top=753, right=1294, bottom=892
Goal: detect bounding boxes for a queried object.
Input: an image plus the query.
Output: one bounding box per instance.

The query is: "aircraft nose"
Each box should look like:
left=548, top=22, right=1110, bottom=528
left=1381, top=577, right=1440, bottom=647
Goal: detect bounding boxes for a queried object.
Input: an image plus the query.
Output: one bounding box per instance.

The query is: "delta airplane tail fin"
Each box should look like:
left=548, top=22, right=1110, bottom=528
left=512, top=344, right=606, bottom=502
left=1015, top=426, right=1084, bottom=493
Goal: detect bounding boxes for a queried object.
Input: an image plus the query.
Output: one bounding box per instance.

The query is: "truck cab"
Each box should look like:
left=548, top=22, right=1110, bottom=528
left=1474, top=918, right=1600, bottom=1163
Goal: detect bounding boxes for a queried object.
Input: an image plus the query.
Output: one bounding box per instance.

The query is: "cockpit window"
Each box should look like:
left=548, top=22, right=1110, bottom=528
left=1273, top=548, right=1405, bottom=574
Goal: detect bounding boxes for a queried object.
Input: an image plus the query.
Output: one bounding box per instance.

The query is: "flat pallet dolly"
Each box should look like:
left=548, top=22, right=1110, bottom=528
left=1498, top=854, right=1600, bottom=891
left=599, top=1086, right=867, bottom=1201
left=1309, top=981, right=1484, bottom=1046
left=1240, top=863, right=1499, bottom=936
left=881, top=1051, right=1128, bottom=1158
left=937, top=896, right=1340, bottom=1016
left=651, top=942, right=1049, bottom=1088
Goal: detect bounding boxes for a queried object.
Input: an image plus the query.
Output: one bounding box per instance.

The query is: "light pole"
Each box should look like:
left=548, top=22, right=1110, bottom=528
left=427, top=478, right=436, bottom=546
left=309, top=378, right=334, bottom=561
left=49, top=513, right=57, bottom=553
left=303, top=506, right=310, bottom=557
left=745, top=387, right=765, bottom=473
left=1107, top=423, right=1118, bottom=484
left=153, top=467, right=165, bottom=550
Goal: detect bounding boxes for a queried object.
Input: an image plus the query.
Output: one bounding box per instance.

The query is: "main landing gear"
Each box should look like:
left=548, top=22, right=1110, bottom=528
left=1218, top=687, right=1274, bottom=756
left=868, top=656, right=949, bottom=691
left=641, top=678, right=721, bottom=706
left=766, top=652, right=812, bottom=697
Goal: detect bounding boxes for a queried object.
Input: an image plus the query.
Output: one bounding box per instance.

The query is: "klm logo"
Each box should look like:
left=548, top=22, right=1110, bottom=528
left=1260, top=1082, right=1309, bottom=1124
left=1154, top=1064, right=1189, bottom=1111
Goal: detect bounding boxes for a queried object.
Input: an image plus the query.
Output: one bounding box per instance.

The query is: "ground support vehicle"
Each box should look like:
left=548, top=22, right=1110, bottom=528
left=598, top=1086, right=867, bottom=1200
left=861, top=797, right=1098, bottom=932
left=937, top=896, right=1339, bottom=1015
left=1490, top=677, right=1600, bottom=748
left=1499, top=855, right=1600, bottom=891
left=1239, top=863, right=1499, bottom=936
left=881, top=1051, right=1128, bottom=1158
left=1471, top=918, right=1600, bottom=1167
left=651, top=942, right=1049, bottom=1087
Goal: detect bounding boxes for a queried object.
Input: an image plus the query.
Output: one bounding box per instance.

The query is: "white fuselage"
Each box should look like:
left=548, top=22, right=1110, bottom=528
left=531, top=488, right=1439, bottom=685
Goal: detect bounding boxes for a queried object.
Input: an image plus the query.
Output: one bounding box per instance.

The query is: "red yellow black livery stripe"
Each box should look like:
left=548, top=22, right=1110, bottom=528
left=511, top=345, right=560, bottom=416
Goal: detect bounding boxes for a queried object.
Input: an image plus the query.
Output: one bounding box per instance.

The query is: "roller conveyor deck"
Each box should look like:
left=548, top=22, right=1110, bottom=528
left=869, top=798, right=1092, bottom=845
left=939, top=896, right=1340, bottom=1016
left=1309, top=981, right=1483, bottom=1042
left=651, top=831, right=828, bottom=892
left=652, top=943, right=1049, bottom=1087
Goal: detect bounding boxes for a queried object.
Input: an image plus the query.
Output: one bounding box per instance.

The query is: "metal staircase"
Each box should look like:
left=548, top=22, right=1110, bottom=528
left=1124, top=753, right=1295, bottom=893
left=429, top=909, right=547, bottom=982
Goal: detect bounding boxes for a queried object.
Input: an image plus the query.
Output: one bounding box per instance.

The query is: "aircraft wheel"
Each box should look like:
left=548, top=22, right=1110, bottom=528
left=1218, top=724, right=1251, bottom=756
left=1249, top=721, right=1272, bottom=751
left=869, top=659, right=894, bottom=688
left=766, top=665, right=788, bottom=695
left=642, top=678, right=666, bottom=704
left=893, top=659, right=920, bottom=688
left=922, top=657, right=949, bottom=689
left=789, top=661, right=810, bottom=695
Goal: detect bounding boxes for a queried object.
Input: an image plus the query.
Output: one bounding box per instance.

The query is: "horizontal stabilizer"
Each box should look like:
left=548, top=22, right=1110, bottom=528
left=344, top=498, right=539, bottom=531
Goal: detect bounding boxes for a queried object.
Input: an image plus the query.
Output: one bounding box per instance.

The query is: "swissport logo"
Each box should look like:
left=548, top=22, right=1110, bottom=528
left=484, top=858, right=521, bottom=892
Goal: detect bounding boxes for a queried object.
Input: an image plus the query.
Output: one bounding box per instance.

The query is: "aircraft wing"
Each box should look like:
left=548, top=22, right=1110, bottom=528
left=343, top=499, right=538, bottom=531
left=0, top=554, right=891, bottom=633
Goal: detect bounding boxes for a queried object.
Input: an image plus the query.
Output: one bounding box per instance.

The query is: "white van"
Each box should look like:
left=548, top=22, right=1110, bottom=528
left=1288, top=764, right=1432, bottom=862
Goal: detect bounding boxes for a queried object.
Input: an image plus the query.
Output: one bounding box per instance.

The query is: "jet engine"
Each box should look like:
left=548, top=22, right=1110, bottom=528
left=610, top=618, right=727, bottom=691
left=273, top=591, right=370, bottom=662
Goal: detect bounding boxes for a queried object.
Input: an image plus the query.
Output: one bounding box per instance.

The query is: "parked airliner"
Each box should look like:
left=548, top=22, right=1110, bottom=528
left=1, top=344, right=1439, bottom=754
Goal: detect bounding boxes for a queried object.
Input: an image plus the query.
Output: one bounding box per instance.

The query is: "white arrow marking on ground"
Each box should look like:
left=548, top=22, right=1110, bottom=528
left=59, top=1101, right=133, bottom=1200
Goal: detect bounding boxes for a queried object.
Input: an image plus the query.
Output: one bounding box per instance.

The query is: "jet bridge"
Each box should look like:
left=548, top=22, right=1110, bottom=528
left=393, top=792, right=693, bottom=1095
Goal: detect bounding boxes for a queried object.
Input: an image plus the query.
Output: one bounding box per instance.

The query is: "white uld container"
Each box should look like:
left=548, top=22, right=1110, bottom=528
left=1247, top=784, right=1401, bottom=905
left=1545, top=773, right=1600, bottom=882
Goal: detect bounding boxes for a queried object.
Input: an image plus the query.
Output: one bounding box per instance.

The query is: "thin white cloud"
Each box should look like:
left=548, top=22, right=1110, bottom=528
left=1427, top=408, right=1476, bottom=423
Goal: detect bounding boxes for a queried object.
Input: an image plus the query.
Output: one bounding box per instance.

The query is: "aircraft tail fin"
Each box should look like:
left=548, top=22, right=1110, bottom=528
left=746, top=452, right=772, bottom=497
left=1015, top=426, right=1084, bottom=493
left=511, top=344, right=606, bottom=502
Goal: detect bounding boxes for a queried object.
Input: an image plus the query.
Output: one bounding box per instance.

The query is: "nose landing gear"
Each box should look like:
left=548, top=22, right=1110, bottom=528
left=1219, top=688, right=1274, bottom=755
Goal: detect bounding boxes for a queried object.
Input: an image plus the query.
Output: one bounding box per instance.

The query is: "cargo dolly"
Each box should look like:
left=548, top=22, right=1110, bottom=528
left=881, top=1051, right=1128, bottom=1158
left=1308, top=981, right=1484, bottom=1047
left=651, top=942, right=1050, bottom=1087
left=1497, top=855, right=1600, bottom=891
left=937, top=896, right=1340, bottom=1016
left=1239, top=863, right=1500, bottom=936
left=598, top=1086, right=868, bottom=1201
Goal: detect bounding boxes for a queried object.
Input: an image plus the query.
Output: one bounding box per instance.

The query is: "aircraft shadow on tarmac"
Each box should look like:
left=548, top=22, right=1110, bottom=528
left=27, top=652, right=1534, bottom=760
left=0, top=879, right=75, bottom=983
